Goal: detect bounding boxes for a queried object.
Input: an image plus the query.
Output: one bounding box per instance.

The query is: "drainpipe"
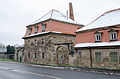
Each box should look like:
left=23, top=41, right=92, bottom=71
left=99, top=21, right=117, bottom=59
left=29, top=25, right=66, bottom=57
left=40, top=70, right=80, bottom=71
left=88, top=46, right=93, bottom=67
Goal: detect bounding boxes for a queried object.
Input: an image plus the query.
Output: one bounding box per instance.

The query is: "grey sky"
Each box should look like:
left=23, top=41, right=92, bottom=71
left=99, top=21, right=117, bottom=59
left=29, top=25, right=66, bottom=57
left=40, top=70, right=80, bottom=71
left=0, top=0, right=120, bottom=45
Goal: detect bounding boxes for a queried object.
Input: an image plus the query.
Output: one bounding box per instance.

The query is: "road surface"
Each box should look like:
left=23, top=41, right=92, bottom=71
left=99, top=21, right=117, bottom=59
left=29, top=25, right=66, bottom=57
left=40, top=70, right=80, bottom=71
left=0, top=61, right=119, bottom=79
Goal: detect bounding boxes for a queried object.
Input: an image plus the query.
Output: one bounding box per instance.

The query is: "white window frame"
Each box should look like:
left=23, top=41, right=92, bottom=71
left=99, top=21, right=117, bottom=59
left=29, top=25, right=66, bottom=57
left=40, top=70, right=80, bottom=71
left=110, top=32, right=117, bottom=40
left=95, top=34, right=101, bottom=41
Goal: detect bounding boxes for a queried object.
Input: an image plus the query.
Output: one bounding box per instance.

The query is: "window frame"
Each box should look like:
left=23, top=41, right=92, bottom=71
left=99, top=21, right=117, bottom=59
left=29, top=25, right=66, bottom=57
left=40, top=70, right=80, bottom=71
left=109, top=51, right=118, bottom=62
left=28, top=28, right=32, bottom=35
left=41, top=53, right=45, bottom=59
left=41, top=23, right=46, bottom=32
left=28, top=53, right=30, bottom=58
left=95, top=52, right=102, bottom=63
left=28, top=40, right=31, bottom=47
left=95, top=34, right=101, bottom=42
left=34, top=53, right=37, bottom=58
left=94, top=31, right=102, bottom=42
left=110, top=32, right=117, bottom=41
left=34, top=39, right=37, bottom=46
left=34, top=26, right=38, bottom=33
left=42, top=38, right=45, bottom=45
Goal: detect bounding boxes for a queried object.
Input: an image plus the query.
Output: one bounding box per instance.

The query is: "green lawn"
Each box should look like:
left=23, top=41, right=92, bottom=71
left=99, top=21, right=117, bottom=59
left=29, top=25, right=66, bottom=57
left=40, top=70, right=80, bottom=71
left=0, top=59, right=16, bottom=62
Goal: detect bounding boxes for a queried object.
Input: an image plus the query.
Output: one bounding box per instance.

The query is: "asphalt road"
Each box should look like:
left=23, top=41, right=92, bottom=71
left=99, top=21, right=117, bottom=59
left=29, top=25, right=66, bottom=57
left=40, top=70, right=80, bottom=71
left=0, top=61, right=120, bottom=79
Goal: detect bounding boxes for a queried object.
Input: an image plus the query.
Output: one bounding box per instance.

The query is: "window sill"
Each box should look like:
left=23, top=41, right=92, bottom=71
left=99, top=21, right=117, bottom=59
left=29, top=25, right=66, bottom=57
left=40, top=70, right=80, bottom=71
left=34, top=32, right=38, bottom=34
left=110, top=39, right=117, bottom=41
left=95, top=41, right=101, bottom=42
left=42, top=30, right=45, bottom=32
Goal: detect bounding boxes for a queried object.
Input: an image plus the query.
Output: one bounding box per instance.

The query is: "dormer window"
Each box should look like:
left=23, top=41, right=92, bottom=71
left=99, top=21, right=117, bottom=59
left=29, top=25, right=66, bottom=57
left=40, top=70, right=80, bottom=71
left=28, top=28, right=32, bottom=35
left=108, top=28, right=118, bottom=41
left=41, top=23, right=46, bottom=32
left=94, top=31, right=102, bottom=42
left=110, top=32, right=117, bottom=41
left=34, top=26, right=38, bottom=33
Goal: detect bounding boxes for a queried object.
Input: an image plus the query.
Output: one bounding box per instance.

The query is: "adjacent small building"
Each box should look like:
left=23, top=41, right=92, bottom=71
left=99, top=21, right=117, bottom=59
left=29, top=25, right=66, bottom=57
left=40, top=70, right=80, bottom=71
left=0, top=44, right=7, bottom=59
left=14, top=45, right=24, bottom=62
left=74, top=8, right=120, bottom=68
left=22, top=3, right=83, bottom=65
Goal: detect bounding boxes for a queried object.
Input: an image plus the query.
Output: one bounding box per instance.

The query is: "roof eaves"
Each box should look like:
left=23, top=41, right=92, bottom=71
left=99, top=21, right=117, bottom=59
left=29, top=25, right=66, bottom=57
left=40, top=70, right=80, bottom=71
left=76, top=24, right=120, bottom=33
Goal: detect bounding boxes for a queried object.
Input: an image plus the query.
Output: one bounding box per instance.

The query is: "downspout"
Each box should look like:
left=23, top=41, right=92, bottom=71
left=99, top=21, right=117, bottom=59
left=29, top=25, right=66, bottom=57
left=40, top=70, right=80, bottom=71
left=88, top=46, right=93, bottom=67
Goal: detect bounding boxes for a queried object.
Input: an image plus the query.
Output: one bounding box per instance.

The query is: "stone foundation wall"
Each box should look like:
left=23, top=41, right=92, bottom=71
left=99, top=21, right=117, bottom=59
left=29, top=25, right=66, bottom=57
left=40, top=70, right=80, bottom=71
left=71, top=48, right=120, bottom=68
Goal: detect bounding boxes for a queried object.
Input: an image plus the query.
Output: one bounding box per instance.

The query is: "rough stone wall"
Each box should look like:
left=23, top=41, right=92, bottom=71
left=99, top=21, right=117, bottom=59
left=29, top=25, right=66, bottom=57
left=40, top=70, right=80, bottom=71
left=72, top=48, right=120, bottom=68
left=69, top=49, right=91, bottom=67
left=15, top=47, right=24, bottom=62
left=23, top=33, right=76, bottom=65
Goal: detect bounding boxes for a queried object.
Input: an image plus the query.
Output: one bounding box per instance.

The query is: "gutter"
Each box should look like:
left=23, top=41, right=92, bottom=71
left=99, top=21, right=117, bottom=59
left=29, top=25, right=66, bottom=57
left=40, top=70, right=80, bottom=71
left=88, top=47, right=93, bottom=68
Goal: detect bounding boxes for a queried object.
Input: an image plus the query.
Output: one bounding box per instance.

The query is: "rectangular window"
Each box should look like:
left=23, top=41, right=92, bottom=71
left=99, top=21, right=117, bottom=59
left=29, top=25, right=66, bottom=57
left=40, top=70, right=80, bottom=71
left=28, top=28, right=32, bottom=35
left=42, top=38, right=45, bottom=44
left=95, top=52, right=101, bottom=62
left=110, top=52, right=118, bottom=62
left=42, top=53, right=45, bottom=59
left=34, top=53, right=37, bottom=58
left=110, top=32, right=117, bottom=40
left=58, top=54, right=64, bottom=60
left=34, top=26, right=38, bottom=33
left=28, top=40, right=31, bottom=47
left=41, top=24, right=46, bottom=32
left=34, top=39, right=37, bottom=46
left=28, top=53, right=30, bottom=58
left=95, top=34, right=101, bottom=41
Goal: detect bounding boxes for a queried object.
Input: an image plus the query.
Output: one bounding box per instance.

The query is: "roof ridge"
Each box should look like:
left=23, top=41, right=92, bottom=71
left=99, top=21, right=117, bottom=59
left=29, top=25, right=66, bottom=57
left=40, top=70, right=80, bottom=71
left=50, top=9, right=54, bottom=19
left=29, top=9, right=82, bottom=26
left=30, top=10, right=53, bottom=24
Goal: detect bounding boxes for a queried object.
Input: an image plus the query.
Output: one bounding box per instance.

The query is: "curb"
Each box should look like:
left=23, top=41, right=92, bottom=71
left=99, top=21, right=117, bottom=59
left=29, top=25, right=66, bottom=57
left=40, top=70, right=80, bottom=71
left=1, top=61, right=120, bottom=76
left=27, top=64, right=120, bottom=76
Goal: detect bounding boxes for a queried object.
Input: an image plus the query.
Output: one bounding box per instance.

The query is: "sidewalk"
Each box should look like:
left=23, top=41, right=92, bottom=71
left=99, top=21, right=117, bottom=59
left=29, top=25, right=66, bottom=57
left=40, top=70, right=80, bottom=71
left=1, top=61, right=120, bottom=76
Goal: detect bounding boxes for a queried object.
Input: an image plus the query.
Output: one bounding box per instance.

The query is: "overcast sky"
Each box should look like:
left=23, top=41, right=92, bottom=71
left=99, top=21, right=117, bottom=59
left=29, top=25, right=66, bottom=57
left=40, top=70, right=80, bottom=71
left=0, top=0, right=120, bottom=46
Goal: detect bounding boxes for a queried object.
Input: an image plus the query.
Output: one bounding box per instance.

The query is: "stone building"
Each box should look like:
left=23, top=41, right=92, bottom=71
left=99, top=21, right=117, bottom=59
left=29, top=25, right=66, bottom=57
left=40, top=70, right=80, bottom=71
left=22, top=3, right=83, bottom=65
left=74, top=8, right=120, bottom=68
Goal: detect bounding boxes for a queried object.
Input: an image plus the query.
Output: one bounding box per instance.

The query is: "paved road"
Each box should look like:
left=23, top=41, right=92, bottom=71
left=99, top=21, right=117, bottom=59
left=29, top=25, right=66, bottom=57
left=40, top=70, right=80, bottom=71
left=0, top=61, right=120, bottom=79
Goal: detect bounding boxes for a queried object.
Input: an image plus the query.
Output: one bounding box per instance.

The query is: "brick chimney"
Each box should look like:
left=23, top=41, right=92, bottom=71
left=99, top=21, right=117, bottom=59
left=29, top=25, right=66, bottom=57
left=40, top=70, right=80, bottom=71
left=69, top=3, right=74, bottom=20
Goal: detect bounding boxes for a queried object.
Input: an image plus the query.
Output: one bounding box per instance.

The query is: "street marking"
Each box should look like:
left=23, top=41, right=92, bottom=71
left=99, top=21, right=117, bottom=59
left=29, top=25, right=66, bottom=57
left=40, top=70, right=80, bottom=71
left=0, top=66, right=62, bottom=79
